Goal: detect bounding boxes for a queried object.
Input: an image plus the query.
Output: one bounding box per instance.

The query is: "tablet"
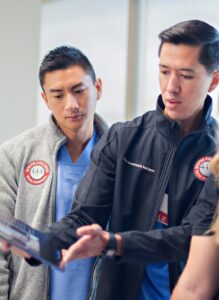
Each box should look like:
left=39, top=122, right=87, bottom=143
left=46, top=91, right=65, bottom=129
left=0, top=218, right=63, bottom=271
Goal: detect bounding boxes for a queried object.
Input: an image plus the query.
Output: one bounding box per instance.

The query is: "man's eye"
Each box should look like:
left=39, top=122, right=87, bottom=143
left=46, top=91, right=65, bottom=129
left=54, top=95, right=63, bottom=99
left=74, top=88, right=84, bottom=94
left=160, top=70, right=169, bottom=75
left=181, top=75, right=193, bottom=80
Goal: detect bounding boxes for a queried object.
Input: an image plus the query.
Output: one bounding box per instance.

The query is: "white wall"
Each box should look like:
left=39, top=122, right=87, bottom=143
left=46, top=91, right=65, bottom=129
left=0, top=0, right=41, bottom=143
left=37, top=0, right=129, bottom=125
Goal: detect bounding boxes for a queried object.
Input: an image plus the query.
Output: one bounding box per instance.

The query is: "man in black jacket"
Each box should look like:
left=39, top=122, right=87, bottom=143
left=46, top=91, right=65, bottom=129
left=44, top=19, right=219, bottom=300
left=4, top=20, right=219, bottom=300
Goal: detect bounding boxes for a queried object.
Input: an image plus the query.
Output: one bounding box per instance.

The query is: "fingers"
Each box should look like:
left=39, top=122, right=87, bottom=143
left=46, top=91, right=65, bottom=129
left=61, top=249, right=67, bottom=256
left=60, top=224, right=108, bottom=269
left=0, top=241, right=11, bottom=252
left=11, top=246, right=31, bottom=258
left=0, top=241, right=31, bottom=258
left=76, top=224, right=103, bottom=237
left=60, top=235, right=92, bottom=268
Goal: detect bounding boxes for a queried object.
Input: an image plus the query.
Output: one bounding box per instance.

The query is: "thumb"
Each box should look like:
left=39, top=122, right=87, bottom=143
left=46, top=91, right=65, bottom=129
left=77, top=224, right=102, bottom=237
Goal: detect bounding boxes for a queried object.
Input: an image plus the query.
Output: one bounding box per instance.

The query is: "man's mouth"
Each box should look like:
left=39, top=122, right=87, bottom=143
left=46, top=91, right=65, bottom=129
left=65, top=114, right=84, bottom=120
left=167, top=98, right=180, bottom=105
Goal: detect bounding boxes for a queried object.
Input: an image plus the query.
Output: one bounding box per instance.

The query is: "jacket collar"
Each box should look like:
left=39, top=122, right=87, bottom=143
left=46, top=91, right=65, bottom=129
left=48, top=112, right=108, bottom=141
left=155, top=94, right=214, bottom=142
left=156, top=94, right=213, bottom=127
left=93, top=113, right=108, bottom=137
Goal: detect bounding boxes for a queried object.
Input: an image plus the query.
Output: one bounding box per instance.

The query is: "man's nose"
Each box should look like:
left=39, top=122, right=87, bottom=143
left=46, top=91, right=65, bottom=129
left=65, top=94, right=79, bottom=110
left=167, top=74, right=180, bottom=94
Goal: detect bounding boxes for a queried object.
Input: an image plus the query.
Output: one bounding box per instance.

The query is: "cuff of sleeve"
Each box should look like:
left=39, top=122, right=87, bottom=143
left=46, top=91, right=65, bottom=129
left=192, top=226, right=210, bottom=236
left=25, top=257, right=41, bottom=266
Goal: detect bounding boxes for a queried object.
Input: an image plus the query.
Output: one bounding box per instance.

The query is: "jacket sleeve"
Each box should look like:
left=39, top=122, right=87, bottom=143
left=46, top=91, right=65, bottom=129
left=0, top=143, right=17, bottom=299
left=118, top=174, right=218, bottom=263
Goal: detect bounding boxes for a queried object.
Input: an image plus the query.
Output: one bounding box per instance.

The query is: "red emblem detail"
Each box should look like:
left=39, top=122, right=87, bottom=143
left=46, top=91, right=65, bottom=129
left=157, top=210, right=168, bottom=226
left=24, top=160, right=50, bottom=185
left=193, top=156, right=212, bottom=181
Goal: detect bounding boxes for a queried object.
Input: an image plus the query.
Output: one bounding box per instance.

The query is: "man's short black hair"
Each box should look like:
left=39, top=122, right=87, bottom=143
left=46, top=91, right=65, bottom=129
left=159, top=20, right=219, bottom=73
left=39, top=45, right=96, bottom=89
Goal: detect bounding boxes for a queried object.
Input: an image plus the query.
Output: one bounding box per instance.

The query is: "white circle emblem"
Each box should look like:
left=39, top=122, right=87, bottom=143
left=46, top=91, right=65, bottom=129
left=193, top=156, right=212, bottom=181
left=24, top=160, right=50, bottom=185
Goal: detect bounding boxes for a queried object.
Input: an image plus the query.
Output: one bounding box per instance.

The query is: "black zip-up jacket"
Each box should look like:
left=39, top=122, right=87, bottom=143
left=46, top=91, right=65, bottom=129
left=45, top=95, right=218, bottom=300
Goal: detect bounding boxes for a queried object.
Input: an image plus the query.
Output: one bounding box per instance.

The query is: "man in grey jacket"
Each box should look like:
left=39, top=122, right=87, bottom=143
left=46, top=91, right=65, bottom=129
left=0, top=46, right=108, bottom=300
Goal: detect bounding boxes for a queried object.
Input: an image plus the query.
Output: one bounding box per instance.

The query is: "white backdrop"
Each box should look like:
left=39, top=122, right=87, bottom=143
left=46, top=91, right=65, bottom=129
left=37, top=0, right=129, bottom=126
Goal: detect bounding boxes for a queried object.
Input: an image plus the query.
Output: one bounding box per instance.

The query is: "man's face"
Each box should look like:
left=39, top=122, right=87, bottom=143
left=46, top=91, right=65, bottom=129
left=41, top=65, right=101, bottom=138
left=159, top=43, right=218, bottom=126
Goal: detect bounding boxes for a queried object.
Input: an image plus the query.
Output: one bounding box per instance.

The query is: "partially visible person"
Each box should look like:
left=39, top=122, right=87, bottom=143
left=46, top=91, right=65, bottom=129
left=171, top=153, right=219, bottom=300
left=0, top=46, right=108, bottom=300
left=171, top=234, right=219, bottom=300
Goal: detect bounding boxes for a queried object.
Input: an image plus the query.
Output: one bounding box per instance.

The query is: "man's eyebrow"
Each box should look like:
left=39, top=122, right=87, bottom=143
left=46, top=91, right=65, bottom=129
left=179, top=68, right=195, bottom=73
left=49, top=83, right=84, bottom=93
left=159, top=64, right=169, bottom=68
left=71, top=82, right=84, bottom=89
left=159, top=64, right=195, bottom=73
left=49, top=88, right=63, bottom=93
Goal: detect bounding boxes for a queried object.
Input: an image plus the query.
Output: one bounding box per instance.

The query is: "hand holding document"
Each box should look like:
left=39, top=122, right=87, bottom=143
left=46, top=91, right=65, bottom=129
left=0, top=217, right=63, bottom=271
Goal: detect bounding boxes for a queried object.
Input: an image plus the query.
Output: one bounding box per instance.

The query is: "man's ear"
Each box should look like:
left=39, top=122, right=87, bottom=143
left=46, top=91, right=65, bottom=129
left=208, top=71, right=219, bottom=92
left=95, top=79, right=102, bottom=100
left=41, top=91, right=50, bottom=109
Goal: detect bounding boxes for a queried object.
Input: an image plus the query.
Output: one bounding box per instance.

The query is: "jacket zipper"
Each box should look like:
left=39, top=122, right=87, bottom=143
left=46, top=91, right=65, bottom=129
left=130, top=133, right=180, bottom=299
left=150, top=143, right=177, bottom=229
left=46, top=139, right=66, bottom=300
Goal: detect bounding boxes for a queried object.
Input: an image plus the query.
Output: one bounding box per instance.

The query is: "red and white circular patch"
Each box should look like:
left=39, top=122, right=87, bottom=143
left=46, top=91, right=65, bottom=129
left=24, top=160, right=50, bottom=185
left=193, top=156, right=212, bottom=181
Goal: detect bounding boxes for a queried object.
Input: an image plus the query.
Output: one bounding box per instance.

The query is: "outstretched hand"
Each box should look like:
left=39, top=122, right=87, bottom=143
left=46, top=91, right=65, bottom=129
left=60, top=224, right=109, bottom=268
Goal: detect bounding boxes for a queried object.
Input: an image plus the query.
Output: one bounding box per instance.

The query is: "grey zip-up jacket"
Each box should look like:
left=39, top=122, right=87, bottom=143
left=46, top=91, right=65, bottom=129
left=0, top=114, right=108, bottom=300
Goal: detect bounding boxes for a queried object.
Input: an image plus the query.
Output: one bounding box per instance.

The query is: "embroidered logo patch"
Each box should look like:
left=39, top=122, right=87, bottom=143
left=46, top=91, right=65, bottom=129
left=24, top=160, right=50, bottom=185
left=193, top=156, right=212, bottom=181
